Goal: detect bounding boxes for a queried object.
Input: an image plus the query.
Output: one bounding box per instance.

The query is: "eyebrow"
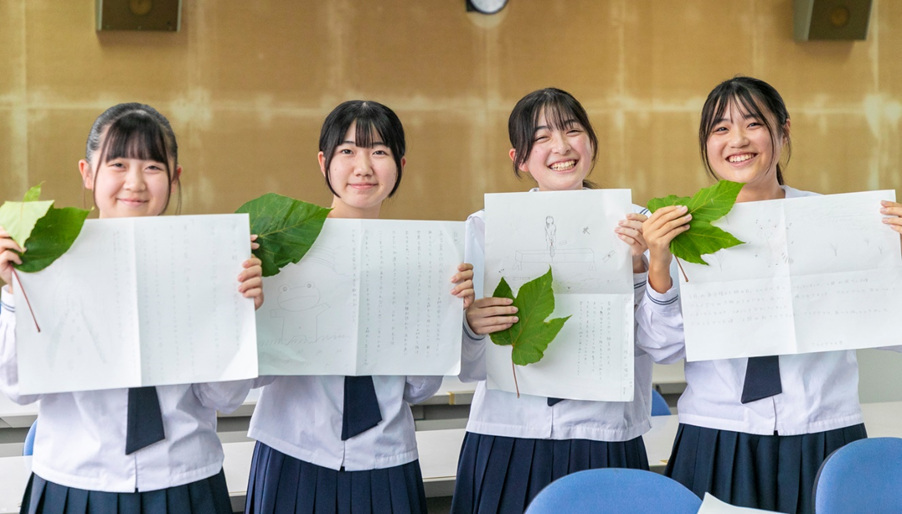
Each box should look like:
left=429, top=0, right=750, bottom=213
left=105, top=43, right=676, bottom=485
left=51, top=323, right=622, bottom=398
left=340, top=140, right=388, bottom=147
left=534, top=119, right=579, bottom=133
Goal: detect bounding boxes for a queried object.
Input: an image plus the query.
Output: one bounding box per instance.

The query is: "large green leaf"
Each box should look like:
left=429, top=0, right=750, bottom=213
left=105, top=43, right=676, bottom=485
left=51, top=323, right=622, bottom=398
left=235, top=193, right=331, bottom=277
left=0, top=184, right=54, bottom=247
left=17, top=206, right=91, bottom=272
left=647, top=180, right=745, bottom=265
left=490, top=267, right=571, bottom=366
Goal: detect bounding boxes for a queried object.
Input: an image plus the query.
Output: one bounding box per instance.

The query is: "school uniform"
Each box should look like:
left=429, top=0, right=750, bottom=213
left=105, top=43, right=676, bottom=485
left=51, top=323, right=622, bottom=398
left=635, top=185, right=872, bottom=514
left=0, top=287, right=250, bottom=513
left=245, top=373, right=442, bottom=513
left=451, top=202, right=655, bottom=514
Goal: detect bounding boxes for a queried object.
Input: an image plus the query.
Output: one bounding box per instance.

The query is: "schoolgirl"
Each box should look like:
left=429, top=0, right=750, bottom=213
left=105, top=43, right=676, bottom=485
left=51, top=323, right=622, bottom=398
left=244, top=100, right=474, bottom=513
left=451, top=88, right=654, bottom=514
left=638, top=76, right=902, bottom=513
left=0, top=103, right=264, bottom=512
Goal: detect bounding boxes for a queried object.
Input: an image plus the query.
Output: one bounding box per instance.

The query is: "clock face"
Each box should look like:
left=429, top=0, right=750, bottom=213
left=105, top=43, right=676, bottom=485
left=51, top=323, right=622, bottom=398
left=469, top=0, right=508, bottom=15
left=129, top=0, right=153, bottom=16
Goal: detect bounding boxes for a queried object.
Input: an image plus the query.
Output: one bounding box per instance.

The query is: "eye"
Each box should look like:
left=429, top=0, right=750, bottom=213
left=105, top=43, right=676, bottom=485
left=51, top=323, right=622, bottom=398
left=373, top=149, right=389, bottom=156
left=338, top=148, right=353, bottom=155
left=146, top=164, right=165, bottom=173
left=712, top=126, right=728, bottom=134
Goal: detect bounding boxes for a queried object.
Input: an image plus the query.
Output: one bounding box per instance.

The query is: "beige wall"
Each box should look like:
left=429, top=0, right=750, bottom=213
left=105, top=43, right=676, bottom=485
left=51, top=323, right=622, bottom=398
left=2, top=0, right=901, bottom=224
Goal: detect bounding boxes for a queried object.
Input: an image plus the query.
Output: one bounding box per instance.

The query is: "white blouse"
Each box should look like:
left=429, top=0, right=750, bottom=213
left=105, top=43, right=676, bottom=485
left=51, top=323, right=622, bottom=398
left=248, top=374, right=441, bottom=471
left=0, top=287, right=251, bottom=493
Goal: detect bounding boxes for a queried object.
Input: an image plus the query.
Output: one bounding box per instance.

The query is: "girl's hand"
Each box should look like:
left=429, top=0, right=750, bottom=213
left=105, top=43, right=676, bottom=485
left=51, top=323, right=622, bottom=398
left=466, top=297, right=518, bottom=335
left=239, top=252, right=264, bottom=310
left=881, top=201, right=902, bottom=256
left=616, top=212, right=648, bottom=273
left=0, top=227, right=23, bottom=292
left=451, top=263, right=475, bottom=309
left=643, top=206, right=691, bottom=293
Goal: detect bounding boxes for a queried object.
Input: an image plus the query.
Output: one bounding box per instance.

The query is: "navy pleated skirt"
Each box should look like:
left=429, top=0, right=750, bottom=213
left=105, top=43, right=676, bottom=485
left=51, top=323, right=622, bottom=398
left=19, top=469, right=231, bottom=514
left=665, top=423, right=867, bottom=514
left=244, top=441, right=427, bottom=514
left=450, top=432, right=649, bottom=514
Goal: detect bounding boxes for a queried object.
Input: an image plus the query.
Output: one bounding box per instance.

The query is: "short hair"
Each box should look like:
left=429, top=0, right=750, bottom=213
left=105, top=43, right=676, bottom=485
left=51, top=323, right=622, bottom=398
left=319, top=100, right=405, bottom=198
left=85, top=103, right=181, bottom=213
left=508, top=88, right=599, bottom=186
left=699, top=76, right=792, bottom=185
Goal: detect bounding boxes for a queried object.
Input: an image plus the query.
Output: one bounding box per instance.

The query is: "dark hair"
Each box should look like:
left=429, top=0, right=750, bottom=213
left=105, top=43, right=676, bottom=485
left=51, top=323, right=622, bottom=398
left=508, top=88, right=599, bottom=188
left=699, top=76, right=791, bottom=185
left=85, top=103, right=181, bottom=213
left=319, top=100, right=405, bottom=198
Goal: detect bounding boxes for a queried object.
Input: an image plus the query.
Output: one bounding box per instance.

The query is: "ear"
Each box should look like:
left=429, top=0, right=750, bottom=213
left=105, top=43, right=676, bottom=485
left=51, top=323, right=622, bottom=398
left=782, top=118, right=792, bottom=143
left=78, top=159, right=94, bottom=190
left=510, top=148, right=530, bottom=175
left=171, top=165, right=183, bottom=194
left=317, top=151, right=327, bottom=177
left=399, top=156, right=406, bottom=172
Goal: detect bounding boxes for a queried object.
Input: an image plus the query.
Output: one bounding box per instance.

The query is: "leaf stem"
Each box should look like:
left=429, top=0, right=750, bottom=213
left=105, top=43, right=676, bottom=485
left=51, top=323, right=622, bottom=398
left=12, top=269, right=40, bottom=332
left=511, top=359, right=520, bottom=398
left=675, top=256, right=688, bottom=283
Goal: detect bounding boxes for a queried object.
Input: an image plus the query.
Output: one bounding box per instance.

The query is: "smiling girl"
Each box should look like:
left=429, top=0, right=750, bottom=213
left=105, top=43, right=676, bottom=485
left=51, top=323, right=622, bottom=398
left=244, top=100, right=474, bottom=514
left=450, top=88, right=654, bottom=514
left=0, top=103, right=263, bottom=513
left=638, top=76, right=902, bottom=513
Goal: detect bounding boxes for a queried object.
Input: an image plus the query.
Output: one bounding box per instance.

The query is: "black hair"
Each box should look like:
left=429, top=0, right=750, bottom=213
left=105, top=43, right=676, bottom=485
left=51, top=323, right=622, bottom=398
left=319, top=100, right=405, bottom=198
left=85, top=102, right=181, bottom=213
left=699, top=76, right=791, bottom=185
left=508, top=88, right=599, bottom=188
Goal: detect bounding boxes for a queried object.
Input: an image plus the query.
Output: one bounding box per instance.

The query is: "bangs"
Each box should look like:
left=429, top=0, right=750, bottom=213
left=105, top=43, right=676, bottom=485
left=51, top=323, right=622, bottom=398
left=536, top=100, right=583, bottom=132
left=705, top=90, right=770, bottom=138
left=351, top=116, right=380, bottom=149
left=99, top=113, right=171, bottom=169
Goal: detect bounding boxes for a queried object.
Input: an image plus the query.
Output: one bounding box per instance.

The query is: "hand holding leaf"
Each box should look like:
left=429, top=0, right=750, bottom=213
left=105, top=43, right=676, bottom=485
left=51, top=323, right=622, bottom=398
left=235, top=193, right=331, bottom=277
left=0, top=184, right=91, bottom=331
left=490, top=267, right=571, bottom=396
left=647, top=180, right=745, bottom=267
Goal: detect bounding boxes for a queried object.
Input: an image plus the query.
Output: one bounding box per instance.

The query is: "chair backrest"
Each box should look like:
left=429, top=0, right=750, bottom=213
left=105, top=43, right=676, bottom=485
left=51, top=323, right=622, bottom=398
left=525, top=468, right=701, bottom=514
left=814, top=437, right=902, bottom=514
left=651, top=389, right=671, bottom=416
left=23, top=420, right=36, bottom=456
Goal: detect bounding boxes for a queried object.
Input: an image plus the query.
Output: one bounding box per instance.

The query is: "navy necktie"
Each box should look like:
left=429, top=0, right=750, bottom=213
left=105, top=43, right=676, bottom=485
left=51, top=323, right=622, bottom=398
left=547, top=397, right=564, bottom=406
left=740, top=356, right=783, bottom=404
left=341, top=376, right=383, bottom=440
left=125, top=386, right=165, bottom=454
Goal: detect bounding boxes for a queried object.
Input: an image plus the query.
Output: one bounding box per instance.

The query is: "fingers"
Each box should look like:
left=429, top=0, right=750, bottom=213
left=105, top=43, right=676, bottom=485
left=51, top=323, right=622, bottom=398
left=643, top=206, right=692, bottom=252
left=881, top=201, right=902, bottom=234
left=250, top=234, right=260, bottom=251
left=0, top=230, right=24, bottom=287
left=616, top=216, right=648, bottom=257
left=465, top=297, right=519, bottom=335
left=238, top=257, right=264, bottom=309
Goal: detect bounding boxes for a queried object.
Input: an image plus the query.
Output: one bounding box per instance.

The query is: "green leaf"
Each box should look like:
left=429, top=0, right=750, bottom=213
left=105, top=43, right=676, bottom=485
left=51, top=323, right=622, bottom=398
left=647, top=180, right=745, bottom=265
left=235, top=193, right=331, bottom=277
left=17, top=206, right=91, bottom=273
left=490, top=267, right=572, bottom=366
left=0, top=183, right=54, bottom=247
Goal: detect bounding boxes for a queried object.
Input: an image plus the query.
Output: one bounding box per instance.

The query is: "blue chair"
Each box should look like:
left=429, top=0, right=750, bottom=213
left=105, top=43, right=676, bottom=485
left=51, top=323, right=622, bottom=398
left=23, top=420, right=36, bottom=456
left=651, top=389, right=671, bottom=416
left=813, top=437, right=902, bottom=513
left=525, top=468, right=701, bottom=514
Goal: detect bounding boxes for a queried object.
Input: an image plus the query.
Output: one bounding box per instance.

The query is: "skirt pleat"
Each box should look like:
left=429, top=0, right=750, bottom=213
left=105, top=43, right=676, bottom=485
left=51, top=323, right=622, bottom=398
left=244, top=441, right=427, bottom=514
left=450, top=432, right=649, bottom=514
left=20, top=470, right=230, bottom=514
left=665, top=423, right=867, bottom=514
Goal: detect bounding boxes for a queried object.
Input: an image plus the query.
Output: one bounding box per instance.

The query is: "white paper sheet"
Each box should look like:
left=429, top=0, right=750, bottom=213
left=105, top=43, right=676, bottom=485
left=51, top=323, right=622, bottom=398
left=698, top=493, right=778, bottom=513
left=483, top=190, right=635, bottom=401
left=680, top=190, right=902, bottom=361
left=14, top=215, right=258, bottom=394
left=255, top=218, right=465, bottom=376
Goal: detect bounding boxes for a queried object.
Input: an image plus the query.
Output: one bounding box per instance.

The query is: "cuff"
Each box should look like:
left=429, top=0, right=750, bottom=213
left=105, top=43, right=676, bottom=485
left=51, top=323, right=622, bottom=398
left=645, top=282, right=679, bottom=309
left=0, top=286, right=14, bottom=314
left=463, top=318, right=485, bottom=341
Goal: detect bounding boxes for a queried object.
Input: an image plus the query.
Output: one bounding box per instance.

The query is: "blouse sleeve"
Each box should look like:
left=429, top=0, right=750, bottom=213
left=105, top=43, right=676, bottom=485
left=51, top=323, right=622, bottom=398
left=403, top=375, right=443, bottom=405
left=459, top=212, right=487, bottom=383
left=192, top=379, right=254, bottom=414
left=635, top=266, right=687, bottom=364
left=0, top=286, right=43, bottom=405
